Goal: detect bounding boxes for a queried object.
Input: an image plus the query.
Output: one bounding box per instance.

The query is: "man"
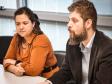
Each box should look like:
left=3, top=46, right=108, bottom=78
left=39, top=0, right=112, bottom=84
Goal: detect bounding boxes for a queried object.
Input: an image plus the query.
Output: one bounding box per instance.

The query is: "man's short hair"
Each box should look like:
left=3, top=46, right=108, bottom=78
left=68, top=0, right=97, bottom=31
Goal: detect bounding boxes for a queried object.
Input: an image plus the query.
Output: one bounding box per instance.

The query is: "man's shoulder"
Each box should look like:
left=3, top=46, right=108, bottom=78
left=94, top=31, right=112, bottom=45
left=94, top=31, right=112, bottom=52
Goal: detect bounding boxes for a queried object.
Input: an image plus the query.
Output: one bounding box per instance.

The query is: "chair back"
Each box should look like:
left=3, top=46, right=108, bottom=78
left=0, top=36, right=12, bottom=64
left=54, top=51, right=65, bottom=67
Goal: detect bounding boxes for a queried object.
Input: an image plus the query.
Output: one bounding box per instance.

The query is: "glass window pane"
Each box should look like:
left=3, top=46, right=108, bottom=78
left=0, top=18, right=15, bottom=36
left=57, top=0, right=73, bottom=13
left=27, top=0, right=72, bottom=13
left=40, top=21, right=69, bottom=51
left=27, top=0, right=45, bottom=11
left=91, top=0, right=112, bottom=15
left=0, top=0, right=17, bottom=9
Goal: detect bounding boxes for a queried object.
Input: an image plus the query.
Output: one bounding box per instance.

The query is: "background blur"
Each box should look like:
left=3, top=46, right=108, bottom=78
left=0, top=0, right=112, bottom=51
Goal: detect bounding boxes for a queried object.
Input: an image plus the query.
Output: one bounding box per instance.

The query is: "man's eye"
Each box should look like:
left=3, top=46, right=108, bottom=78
left=73, top=19, right=78, bottom=23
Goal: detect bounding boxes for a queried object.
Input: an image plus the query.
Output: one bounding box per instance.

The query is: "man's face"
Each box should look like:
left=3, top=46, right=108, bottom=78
left=67, top=11, right=87, bottom=44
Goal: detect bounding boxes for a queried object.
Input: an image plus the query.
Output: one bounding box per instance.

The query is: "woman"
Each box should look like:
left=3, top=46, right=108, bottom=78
left=3, top=7, right=59, bottom=78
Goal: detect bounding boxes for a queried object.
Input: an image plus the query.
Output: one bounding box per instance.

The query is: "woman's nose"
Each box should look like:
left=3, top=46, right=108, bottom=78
left=19, top=24, right=24, bottom=29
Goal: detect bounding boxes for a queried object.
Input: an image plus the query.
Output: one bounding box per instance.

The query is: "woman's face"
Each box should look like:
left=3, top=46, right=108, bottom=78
left=15, top=14, right=35, bottom=38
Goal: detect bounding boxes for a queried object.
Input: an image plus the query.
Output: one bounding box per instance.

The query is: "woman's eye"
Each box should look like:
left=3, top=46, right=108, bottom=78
left=24, top=22, right=28, bottom=25
left=16, top=23, right=20, bottom=26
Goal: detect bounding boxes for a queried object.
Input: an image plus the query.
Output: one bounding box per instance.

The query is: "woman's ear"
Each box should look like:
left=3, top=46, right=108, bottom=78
left=33, top=22, right=35, bottom=28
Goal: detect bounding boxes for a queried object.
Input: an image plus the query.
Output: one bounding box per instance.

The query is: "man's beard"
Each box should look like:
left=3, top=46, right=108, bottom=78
left=69, top=27, right=87, bottom=45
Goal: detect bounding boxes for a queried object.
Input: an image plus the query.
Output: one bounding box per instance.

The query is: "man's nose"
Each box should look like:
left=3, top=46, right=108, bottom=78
left=67, top=21, right=70, bottom=27
left=67, top=21, right=72, bottom=28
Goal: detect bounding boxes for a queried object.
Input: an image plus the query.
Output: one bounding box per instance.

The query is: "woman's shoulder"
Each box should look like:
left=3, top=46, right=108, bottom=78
left=10, top=33, right=18, bottom=43
left=12, top=33, right=18, bottom=39
left=33, top=34, right=51, bottom=47
left=36, top=34, right=50, bottom=42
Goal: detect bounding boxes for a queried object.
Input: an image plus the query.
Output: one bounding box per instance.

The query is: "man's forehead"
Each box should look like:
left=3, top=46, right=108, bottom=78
left=69, top=11, right=81, bottom=19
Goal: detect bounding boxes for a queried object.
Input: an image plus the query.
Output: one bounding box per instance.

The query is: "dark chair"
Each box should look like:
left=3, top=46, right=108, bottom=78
left=0, top=36, right=13, bottom=64
left=54, top=51, right=76, bottom=84
left=54, top=51, right=65, bottom=67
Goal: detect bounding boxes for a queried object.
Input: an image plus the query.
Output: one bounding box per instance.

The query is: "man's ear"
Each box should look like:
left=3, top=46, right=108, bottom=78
left=85, top=19, right=92, bottom=30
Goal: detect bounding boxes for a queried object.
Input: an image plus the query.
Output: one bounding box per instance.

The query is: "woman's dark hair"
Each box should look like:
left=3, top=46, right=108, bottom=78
left=14, top=6, right=43, bottom=35
left=32, top=13, right=43, bottom=34
left=14, top=7, right=43, bottom=53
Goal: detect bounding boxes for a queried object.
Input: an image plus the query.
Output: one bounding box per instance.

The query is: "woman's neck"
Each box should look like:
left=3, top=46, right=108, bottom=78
left=24, top=33, right=33, bottom=43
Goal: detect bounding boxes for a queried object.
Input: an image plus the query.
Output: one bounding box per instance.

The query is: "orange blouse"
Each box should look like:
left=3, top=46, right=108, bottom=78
left=4, top=33, right=59, bottom=78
